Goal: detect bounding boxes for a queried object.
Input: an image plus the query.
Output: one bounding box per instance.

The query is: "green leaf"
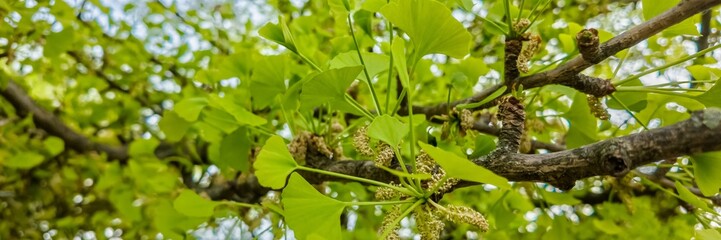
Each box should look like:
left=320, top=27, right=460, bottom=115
left=456, top=86, right=508, bottom=109
left=43, top=136, right=65, bottom=157
left=367, top=114, right=408, bottom=146
left=258, top=18, right=297, bottom=53
left=693, top=79, right=721, bottom=108
left=691, top=151, right=721, bottom=196
left=540, top=191, right=581, bottom=205
left=174, top=97, right=209, bottom=122
left=592, top=219, right=623, bottom=235
left=218, top=128, right=251, bottom=172
left=696, top=229, right=721, bottom=240
left=391, top=37, right=410, bottom=88
left=477, top=16, right=509, bottom=36
left=470, top=134, right=496, bottom=158
left=129, top=139, right=160, bottom=158
left=173, top=189, right=219, bottom=218
left=328, top=0, right=351, bottom=15
left=353, top=10, right=374, bottom=36
left=329, top=51, right=390, bottom=82
left=380, top=0, right=472, bottom=61
left=201, top=108, right=240, bottom=134
left=253, top=135, right=299, bottom=189
left=642, top=0, right=699, bottom=36
left=361, top=0, right=386, bottom=12
left=251, top=55, right=287, bottom=108
left=210, top=95, right=267, bottom=126
left=418, top=142, right=510, bottom=189
left=607, top=79, right=647, bottom=112
left=674, top=181, right=713, bottom=212
left=686, top=65, right=721, bottom=80
left=564, top=93, right=598, bottom=148
left=159, top=111, right=192, bottom=142
left=282, top=173, right=345, bottom=240
left=4, top=151, right=45, bottom=169
left=300, top=66, right=364, bottom=111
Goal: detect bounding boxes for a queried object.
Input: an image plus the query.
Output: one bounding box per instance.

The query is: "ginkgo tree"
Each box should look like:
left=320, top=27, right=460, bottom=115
left=1, top=0, right=721, bottom=239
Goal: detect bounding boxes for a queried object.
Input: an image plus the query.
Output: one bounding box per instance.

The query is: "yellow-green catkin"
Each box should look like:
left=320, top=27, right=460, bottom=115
left=353, top=126, right=374, bottom=156
left=375, top=143, right=394, bottom=167
left=379, top=205, right=402, bottom=240
left=587, top=94, right=610, bottom=120
left=415, top=205, right=444, bottom=240
left=442, top=205, right=489, bottom=232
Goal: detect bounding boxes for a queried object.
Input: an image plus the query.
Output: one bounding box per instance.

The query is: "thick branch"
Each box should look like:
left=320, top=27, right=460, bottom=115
left=406, top=0, right=720, bottom=118
left=299, top=109, right=721, bottom=190
left=519, top=0, right=721, bottom=89
left=0, top=80, right=129, bottom=160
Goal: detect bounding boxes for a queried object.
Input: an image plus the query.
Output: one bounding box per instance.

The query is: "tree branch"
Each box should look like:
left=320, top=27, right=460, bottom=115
left=296, top=109, right=721, bottom=191
left=404, top=0, right=720, bottom=118
left=0, top=80, right=129, bottom=160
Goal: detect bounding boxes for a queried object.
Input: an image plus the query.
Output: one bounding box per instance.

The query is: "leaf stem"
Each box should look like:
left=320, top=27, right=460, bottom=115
left=615, top=87, right=698, bottom=98
left=503, top=0, right=514, bottom=37
left=385, top=21, right=395, bottom=113
left=222, top=201, right=263, bottom=209
left=347, top=199, right=417, bottom=207
left=614, top=43, right=721, bottom=86
left=298, top=166, right=415, bottom=196
left=348, top=14, right=383, bottom=116
left=345, top=94, right=375, bottom=119
left=609, top=94, right=648, bottom=130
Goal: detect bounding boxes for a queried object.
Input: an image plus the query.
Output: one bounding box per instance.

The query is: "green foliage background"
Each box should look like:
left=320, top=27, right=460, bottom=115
left=0, top=0, right=720, bottom=239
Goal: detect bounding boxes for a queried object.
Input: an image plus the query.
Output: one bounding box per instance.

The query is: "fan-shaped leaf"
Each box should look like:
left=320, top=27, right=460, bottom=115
left=253, top=136, right=299, bottom=189
left=282, top=173, right=345, bottom=239
left=380, top=0, right=472, bottom=61
left=173, top=189, right=219, bottom=218
left=300, top=66, right=364, bottom=111
left=367, top=114, right=408, bottom=146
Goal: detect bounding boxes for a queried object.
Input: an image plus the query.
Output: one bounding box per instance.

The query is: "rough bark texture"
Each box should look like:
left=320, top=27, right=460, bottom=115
left=1, top=0, right=720, bottom=205
left=407, top=0, right=721, bottom=118
left=576, top=28, right=603, bottom=63
left=493, top=97, right=525, bottom=154
left=0, top=80, right=130, bottom=160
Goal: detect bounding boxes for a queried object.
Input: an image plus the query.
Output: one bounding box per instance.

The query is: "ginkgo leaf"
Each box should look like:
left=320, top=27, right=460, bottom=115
left=391, top=37, right=410, bottom=88
left=642, top=0, right=699, bottom=36
left=380, top=0, right=472, bottom=61
left=211, top=95, right=267, bottom=126
left=129, top=139, right=160, bottom=158
left=250, top=55, right=287, bottom=108
left=696, top=229, right=721, bottom=240
left=540, top=191, right=581, bottom=205
left=300, top=66, right=364, bottom=111
left=173, top=189, right=219, bottom=218
left=218, top=128, right=251, bottom=172
left=691, top=151, right=721, bottom=196
left=174, top=97, right=209, bottom=122
left=564, top=93, right=598, bottom=148
left=282, top=173, right=345, bottom=239
left=367, top=114, right=408, bottom=146
left=253, top=135, right=299, bottom=189
left=693, top=80, right=721, bottom=108
left=43, top=136, right=65, bottom=157
left=329, top=51, right=390, bottom=82
left=258, top=18, right=297, bottom=53
left=4, top=152, right=45, bottom=169
left=159, top=111, right=192, bottom=142
left=418, top=142, right=511, bottom=189
left=674, top=181, right=713, bottom=212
